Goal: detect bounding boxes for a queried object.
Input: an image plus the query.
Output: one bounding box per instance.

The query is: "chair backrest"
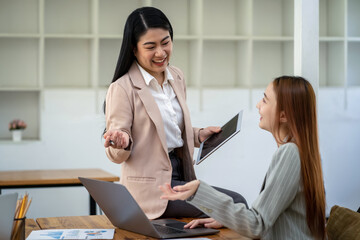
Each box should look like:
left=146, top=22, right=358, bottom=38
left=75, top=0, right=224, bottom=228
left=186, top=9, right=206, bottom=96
left=326, top=205, right=360, bottom=240
left=0, top=193, right=18, bottom=240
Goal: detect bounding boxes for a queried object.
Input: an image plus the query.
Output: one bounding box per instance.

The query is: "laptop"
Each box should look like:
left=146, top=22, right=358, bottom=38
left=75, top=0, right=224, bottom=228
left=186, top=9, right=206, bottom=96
left=0, top=193, right=18, bottom=240
left=79, top=177, right=219, bottom=239
left=196, top=110, right=243, bottom=165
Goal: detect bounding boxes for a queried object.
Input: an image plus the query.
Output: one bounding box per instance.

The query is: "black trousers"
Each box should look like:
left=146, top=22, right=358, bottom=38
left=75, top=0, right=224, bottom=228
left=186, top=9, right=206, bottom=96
left=160, top=150, right=248, bottom=218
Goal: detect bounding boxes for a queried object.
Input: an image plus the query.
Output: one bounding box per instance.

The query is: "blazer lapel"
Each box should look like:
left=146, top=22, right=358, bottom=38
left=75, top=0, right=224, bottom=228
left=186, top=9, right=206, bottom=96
left=128, top=63, right=168, bottom=155
left=168, top=68, right=194, bottom=153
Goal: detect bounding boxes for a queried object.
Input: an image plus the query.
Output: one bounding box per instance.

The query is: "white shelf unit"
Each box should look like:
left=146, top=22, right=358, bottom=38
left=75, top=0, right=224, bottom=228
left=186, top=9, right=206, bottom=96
left=0, top=0, right=41, bottom=141
left=0, top=90, right=40, bottom=141
left=319, top=0, right=360, bottom=89
left=0, top=0, right=358, bottom=141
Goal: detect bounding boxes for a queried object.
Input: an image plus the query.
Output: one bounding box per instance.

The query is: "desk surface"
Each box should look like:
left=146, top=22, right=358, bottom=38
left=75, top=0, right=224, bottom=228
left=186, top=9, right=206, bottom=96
left=35, top=215, right=251, bottom=240
left=0, top=168, right=119, bottom=186
left=26, top=219, right=41, bottom=238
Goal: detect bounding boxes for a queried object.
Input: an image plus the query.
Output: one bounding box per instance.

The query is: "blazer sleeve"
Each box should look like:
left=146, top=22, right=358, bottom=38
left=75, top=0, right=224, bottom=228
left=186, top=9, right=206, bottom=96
left=187, top=143, right=301, bottom=239
left=105, top=81, right=134, bottom=164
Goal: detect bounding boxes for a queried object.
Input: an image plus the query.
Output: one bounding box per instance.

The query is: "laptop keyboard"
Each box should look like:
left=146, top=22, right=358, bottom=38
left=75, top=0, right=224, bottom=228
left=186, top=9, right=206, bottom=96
left=153, top=224, right=186, bottom=234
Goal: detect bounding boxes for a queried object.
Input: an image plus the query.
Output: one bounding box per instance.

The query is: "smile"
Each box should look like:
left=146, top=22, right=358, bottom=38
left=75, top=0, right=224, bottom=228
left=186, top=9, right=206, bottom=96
left=153, top=56, right=167, bottom=63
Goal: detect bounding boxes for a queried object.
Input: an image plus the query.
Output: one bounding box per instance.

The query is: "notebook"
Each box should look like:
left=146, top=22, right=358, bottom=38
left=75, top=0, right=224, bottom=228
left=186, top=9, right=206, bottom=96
left=0, top=193, right=18, bottom=240
left=79, top=177, right=219, bottom=239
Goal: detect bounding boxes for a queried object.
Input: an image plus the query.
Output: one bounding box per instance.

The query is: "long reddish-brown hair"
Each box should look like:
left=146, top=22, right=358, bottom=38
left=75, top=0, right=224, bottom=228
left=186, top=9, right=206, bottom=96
left=272, top=76, right=326, bottom=239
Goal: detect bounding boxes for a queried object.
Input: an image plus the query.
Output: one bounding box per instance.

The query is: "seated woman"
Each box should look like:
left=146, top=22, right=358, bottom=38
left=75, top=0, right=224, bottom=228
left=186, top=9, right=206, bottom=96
left=160, top=76, right=326, bottom=240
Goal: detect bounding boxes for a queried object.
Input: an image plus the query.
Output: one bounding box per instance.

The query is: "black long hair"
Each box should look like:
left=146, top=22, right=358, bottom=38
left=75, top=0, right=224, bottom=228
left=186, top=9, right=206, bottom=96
left=111, top=6, right=173, bottom=83
left=103, top=7, right=173, bottom=132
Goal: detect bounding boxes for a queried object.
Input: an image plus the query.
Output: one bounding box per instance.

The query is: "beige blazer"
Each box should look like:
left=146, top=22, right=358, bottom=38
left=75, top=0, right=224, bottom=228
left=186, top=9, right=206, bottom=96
left=105, top=62, right=201, bottom=219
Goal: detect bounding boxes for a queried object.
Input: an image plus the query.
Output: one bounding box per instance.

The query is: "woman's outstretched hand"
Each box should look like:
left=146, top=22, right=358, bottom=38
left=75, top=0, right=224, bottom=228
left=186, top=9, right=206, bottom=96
left=199, top=126, right=221, bottom=143
left=159, top=180, right=200, bottom=201
left=104, top=129, right=130, bottom=149
left=184, top=218, right=223, bottom=229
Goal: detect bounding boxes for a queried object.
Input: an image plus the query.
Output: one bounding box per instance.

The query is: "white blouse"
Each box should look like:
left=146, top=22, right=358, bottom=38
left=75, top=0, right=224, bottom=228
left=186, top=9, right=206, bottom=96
left=137, top=63, right=184, bottom=152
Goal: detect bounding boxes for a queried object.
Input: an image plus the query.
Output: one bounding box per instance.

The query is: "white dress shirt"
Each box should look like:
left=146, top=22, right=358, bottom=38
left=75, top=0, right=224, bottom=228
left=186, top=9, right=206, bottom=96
left=137, top=63, right=184, bottom=152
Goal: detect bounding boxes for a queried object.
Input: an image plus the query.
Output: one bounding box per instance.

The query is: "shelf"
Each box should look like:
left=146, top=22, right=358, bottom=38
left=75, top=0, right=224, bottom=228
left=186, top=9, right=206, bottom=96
left=99, top=39, right=119, bottom=88
left=44, top=34, right=94, bottom=39
left=203, top=0, right=251, bottom=36
left=0, top=0, right=359, bottom=142
left=153, top=0, right=198, bottom=36
left=0, top=88, right=41, bottom=92
left=319, top=37, right=345, bottom=42
left=348, top=0, right=360, bottom=37
left=0, top=34, right=40, bottom=38
left=0, top=38, right=39, bottom=88
left=347, top=42, right=360, bottom=86
left=0, top=91, right=40, bottom=141
left=319, top=41, right=345, bottom=86
left=44, top=39, right=92, bottom=88
left=0, top=0, right=38, bottom=34
left=99, top=0, right=142, bottom=35
left=44, top=0, right=91, bottom=34
left=319, top=0, right=345, bottom=37
left=203, top=36, right=249, bottom=41
left=252, top=37, right=293, bottom=41
left=202, top=40, right=249, bottom=88
left=171, top=40, right=196, bottom=86
left=98, top=35, right=123, bottom=40
left=252, top=41, right=293, bottom=87
left=253, top=0, right=293, bottom=37
left=173, top=35, right=198, bottom=40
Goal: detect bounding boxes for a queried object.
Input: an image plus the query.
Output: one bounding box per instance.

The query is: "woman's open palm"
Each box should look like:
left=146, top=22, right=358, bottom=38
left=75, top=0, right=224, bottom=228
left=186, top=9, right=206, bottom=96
left=159, top=180, right=200, bottom=201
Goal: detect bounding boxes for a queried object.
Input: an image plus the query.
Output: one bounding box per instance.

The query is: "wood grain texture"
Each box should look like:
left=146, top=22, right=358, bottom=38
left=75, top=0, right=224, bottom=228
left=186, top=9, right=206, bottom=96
left=0, top=169, right=119, bottom=186
left=25, top=218, right=40, bottom=238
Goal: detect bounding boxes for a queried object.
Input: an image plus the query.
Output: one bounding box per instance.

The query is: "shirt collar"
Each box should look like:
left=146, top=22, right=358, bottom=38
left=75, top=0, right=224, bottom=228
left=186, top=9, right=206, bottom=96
left=136, top=62, right=174, bottom=86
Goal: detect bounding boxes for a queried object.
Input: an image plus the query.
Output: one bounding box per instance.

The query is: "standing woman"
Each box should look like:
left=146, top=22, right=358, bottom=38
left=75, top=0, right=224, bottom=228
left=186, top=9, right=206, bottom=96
left=103, top=7, right=247, bottom=220
left=160, top=76, right=326, bottom=239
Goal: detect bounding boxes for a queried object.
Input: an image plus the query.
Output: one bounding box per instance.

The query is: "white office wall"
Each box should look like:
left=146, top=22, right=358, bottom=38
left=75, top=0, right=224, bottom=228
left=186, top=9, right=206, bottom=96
left=1, top=87, right=359, bottom=218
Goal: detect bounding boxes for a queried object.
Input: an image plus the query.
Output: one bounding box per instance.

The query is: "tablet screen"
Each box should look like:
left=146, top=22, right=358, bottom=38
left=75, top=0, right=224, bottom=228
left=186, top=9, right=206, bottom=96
left=196, top=111, right=243, bottom=165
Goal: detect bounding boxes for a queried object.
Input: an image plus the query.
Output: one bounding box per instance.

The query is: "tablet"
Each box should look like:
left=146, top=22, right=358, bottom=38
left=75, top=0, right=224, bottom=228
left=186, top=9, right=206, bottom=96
left=196, top=110, right=243, bottom=165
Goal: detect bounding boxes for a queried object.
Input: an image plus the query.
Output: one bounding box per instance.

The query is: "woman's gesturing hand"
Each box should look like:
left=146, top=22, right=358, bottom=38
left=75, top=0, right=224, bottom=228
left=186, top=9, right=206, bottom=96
left=104, top=129, right=130, bottom=149
left=159, top=180, right=200, bottom=201
left=184, top=218, right=223, bottom=229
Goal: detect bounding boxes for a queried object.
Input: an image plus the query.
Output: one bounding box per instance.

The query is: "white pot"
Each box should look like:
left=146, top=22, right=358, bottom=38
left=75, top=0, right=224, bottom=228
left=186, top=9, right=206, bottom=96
left=12, top=129, right=23, bottom=142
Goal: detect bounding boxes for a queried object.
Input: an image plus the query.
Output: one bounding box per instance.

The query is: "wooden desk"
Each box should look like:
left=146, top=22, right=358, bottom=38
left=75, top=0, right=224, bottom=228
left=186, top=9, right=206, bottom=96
left=35, top=215, right=251, bottom=239
left=26, top=219, right=40, bottom=238
left=0, top=168, right=119, bottom=215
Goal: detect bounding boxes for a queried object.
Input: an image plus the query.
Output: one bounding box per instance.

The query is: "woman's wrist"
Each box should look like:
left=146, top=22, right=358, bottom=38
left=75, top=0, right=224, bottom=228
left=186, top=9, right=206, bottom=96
left=187, top=180, right=200, bottom=201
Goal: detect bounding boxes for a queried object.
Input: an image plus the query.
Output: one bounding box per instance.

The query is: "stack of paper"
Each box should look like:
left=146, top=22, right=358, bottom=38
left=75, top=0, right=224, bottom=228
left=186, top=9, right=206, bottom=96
left=26, top=229, right=115, bottom=240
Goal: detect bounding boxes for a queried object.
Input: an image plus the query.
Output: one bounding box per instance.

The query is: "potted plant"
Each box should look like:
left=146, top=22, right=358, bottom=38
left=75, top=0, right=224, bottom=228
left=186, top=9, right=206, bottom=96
left=9, top=119, right=27, bottom=142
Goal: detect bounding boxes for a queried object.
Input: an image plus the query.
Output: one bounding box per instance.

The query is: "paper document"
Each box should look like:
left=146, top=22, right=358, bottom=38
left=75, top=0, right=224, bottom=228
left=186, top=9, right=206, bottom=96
left=26, top=229, right=115, bottom=239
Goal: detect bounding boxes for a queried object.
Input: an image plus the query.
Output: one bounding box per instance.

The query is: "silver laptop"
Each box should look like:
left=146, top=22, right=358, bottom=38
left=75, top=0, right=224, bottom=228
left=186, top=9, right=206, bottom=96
left=0, top=193, right=18, bottom=240
left=79, top=177, right=219, bottom=239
